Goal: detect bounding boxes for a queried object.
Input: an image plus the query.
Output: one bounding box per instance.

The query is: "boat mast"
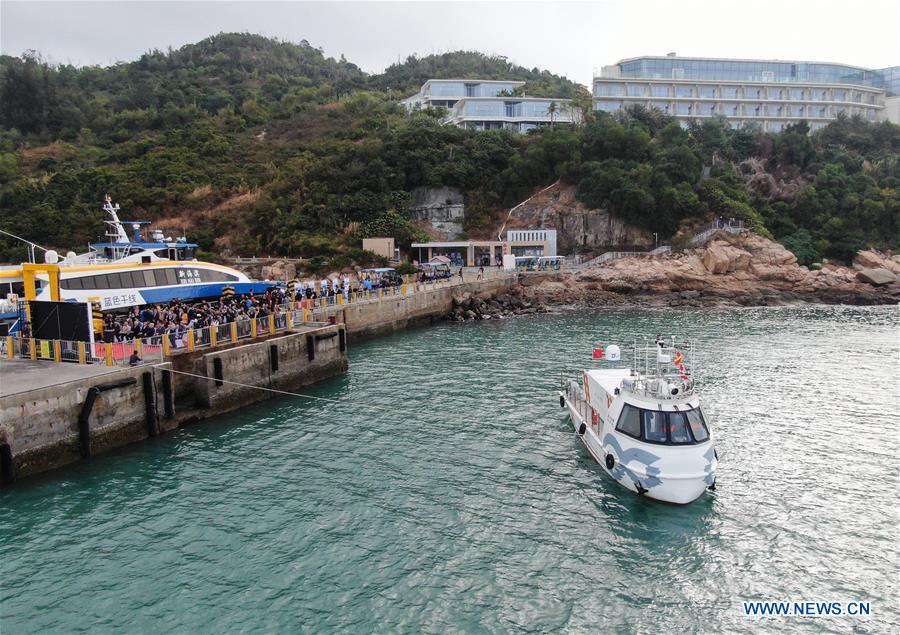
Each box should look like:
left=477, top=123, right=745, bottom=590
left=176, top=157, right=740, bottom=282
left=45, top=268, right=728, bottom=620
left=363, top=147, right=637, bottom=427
left=102, top=195, right=130, bottom=244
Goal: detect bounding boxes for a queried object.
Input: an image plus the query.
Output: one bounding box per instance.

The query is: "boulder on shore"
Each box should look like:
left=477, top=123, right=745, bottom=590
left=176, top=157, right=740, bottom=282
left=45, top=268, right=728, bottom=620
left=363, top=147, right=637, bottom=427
left=856, top=268, right=897, bottom=286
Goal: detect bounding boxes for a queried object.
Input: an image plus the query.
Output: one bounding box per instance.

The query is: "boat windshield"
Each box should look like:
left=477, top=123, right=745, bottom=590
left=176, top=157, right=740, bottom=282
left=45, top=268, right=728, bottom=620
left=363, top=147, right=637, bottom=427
left=616, top=404, right=710, bottom=445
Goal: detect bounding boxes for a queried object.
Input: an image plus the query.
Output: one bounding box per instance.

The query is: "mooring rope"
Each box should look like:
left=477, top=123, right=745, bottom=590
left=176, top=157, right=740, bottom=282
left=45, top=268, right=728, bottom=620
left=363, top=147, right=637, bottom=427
left=152, top=365, right=398, bottom=413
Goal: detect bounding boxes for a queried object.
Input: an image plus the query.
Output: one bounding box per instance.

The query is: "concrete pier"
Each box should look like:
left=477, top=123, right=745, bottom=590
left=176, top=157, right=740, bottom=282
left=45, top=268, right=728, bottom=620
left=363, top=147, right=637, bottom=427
left=0, top=323, right=347, bottom=481
left=0, top=274, right=517, bottom=483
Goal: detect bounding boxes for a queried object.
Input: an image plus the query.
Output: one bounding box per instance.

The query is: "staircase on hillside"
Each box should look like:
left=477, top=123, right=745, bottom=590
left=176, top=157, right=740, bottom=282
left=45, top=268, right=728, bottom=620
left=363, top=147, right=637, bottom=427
left=566, top=219, right=745, bottom=273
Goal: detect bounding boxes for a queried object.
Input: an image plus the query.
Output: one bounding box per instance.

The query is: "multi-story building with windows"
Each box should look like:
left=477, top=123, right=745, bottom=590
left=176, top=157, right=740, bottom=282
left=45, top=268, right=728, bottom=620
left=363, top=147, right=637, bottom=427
left=593, top=55, right=899, bottom=130
left=444, top=97, right=577, bottom=132
left=402, top=79, right=577, bottom=132
left=401, top=79, right=526, bottom=111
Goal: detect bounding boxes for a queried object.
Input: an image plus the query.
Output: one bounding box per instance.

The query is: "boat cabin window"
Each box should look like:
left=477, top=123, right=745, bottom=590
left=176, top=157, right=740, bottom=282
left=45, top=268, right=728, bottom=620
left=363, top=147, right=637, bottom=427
left=60, top=267, right=237, bottom=291
left=667, top=412, right=693, bottom=444
left=616, top=405, right=710, bottom=445
left=643, top=410, right=668, bottom=443
left=685, top=409, right=709, bottom=442
left=616, top=404, right=642, bottom=438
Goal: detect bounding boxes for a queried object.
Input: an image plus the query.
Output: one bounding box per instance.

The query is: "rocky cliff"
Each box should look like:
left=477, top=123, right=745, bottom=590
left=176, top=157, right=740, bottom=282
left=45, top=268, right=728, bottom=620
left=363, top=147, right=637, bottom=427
left=502, top=182, right=651, bottom=253
left=517, top=231, right=900, bottom=307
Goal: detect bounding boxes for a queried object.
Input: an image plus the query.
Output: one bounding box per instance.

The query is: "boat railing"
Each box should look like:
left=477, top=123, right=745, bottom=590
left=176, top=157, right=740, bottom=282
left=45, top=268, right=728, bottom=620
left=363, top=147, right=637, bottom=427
left=618, top=339, right=697, bottom=399
left=562, top=377, right=600, bottom=432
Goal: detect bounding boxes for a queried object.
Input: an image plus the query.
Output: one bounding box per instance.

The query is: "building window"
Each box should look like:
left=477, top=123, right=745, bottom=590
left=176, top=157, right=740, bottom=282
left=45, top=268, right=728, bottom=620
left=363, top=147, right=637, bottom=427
left=596, top=100, right=622, bottom=112
left=595, top=83, right=624, bottom=96
left=651, top=85, right=670, bottom=97
left=699, top=86, right=716, bottom=98
left=627, top=84, right=647, bottom=97
left=721, top=86, right=739, bottom=99
left=675, top=85, right=694, bottom=98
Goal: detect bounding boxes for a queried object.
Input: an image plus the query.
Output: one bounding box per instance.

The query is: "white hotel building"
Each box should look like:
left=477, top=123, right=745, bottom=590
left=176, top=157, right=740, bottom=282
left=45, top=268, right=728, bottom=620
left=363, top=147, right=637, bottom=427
left=593, top=55, right=900, bottom=131
left=402, top=79, right=577, bottom=133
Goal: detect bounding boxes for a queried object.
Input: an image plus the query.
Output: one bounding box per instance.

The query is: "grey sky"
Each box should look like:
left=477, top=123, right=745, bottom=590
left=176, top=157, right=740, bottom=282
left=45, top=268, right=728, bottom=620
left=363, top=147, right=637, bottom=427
left=2, top=0, right=898, bottom=88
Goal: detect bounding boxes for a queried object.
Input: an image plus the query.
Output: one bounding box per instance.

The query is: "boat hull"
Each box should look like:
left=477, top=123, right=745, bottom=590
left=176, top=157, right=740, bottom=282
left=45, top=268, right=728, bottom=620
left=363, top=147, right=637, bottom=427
left=560, top=390, right=715, bottom=504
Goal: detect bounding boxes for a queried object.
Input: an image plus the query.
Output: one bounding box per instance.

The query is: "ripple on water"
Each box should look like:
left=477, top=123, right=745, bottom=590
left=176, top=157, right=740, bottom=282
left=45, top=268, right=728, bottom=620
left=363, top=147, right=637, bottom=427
left=1, top=305, right=898, bottom=633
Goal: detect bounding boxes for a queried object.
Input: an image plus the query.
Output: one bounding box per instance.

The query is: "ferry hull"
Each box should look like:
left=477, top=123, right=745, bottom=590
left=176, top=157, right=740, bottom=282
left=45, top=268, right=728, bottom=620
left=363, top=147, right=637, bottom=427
left=560, top=391, right=714, bottom=505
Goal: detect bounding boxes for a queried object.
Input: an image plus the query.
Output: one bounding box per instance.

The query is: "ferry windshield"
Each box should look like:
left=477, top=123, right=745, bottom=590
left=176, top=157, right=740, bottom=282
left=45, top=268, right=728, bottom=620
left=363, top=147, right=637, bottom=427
left=616, top=404, right=710, bottom=445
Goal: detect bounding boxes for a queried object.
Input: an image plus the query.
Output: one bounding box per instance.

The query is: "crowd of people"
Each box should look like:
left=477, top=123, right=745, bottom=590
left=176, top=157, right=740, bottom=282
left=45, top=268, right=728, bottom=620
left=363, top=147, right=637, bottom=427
left=101, top=288, right=288, bottom=342
left=101, top=268, right=459, bottom=342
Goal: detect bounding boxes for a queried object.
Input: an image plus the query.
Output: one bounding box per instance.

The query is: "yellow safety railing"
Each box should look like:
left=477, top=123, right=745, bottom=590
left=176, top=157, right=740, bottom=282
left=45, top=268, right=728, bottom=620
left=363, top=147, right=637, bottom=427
left=2, top=335, right=166, bottom=367
left=2, top=270, right=515, bottom=365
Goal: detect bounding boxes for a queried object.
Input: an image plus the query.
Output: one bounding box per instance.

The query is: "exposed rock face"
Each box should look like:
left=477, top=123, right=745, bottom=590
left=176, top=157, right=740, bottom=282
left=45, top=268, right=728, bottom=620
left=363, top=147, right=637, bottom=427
left=408, top=186, right=465, bottom=240
left=516, top=232, right=898, bottom=307
left=856, top=268, right=897, bottom=286
left=260, top=260, right=297, bottom=281
left=502, top=182, right=651, bottom=253
left=855, top=250, right=900, bottom=274
left=702, top=242, right=753, bottom=274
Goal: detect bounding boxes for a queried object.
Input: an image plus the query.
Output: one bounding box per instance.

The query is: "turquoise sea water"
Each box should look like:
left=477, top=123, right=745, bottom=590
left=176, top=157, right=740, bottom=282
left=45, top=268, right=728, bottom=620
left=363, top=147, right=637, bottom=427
left=1, top=306, right=898, bottom=633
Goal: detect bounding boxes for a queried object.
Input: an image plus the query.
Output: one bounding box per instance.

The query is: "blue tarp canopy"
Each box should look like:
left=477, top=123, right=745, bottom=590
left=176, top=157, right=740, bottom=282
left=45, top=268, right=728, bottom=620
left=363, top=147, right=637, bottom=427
left=361, top=268, right=396, bottom=273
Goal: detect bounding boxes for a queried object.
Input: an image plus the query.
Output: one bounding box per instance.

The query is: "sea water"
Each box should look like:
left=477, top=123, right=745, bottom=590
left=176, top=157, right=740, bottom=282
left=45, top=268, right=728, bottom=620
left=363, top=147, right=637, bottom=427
left=1, top=306, right=897, bottom=632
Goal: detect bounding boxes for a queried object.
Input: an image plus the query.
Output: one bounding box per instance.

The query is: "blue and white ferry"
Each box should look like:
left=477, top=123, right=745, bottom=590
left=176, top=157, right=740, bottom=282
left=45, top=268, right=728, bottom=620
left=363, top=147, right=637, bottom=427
left=32, top=196, right=274, bottom=310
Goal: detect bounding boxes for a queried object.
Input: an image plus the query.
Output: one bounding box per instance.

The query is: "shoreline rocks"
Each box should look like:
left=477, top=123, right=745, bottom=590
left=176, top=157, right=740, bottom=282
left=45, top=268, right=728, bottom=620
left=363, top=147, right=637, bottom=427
left=447, top=293, right=550, bottom=321
left=508, top=233, right=900, bottom=310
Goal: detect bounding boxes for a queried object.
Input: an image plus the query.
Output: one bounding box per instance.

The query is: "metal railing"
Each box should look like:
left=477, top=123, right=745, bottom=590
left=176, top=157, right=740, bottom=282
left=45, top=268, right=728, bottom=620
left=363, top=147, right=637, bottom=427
left=2, top=269, right=516, bottom=365
left=3, top=335, right=165, bottom=367
left=569, top=218, right=747, bottom=273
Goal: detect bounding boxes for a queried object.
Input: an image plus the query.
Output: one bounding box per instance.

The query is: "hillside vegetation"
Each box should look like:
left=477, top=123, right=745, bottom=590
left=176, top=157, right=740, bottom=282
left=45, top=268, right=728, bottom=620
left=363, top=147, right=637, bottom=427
left=0, top=32, right=897, bottom=267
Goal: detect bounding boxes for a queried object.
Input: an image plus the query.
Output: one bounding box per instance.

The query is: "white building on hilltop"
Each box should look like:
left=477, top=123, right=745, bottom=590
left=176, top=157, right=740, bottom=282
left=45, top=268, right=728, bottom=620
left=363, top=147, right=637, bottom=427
left=402, top=79, right=577, bottom=133
left=401, top=79, right=526, bottom=111
left=593, top=55, right=899, bottom=131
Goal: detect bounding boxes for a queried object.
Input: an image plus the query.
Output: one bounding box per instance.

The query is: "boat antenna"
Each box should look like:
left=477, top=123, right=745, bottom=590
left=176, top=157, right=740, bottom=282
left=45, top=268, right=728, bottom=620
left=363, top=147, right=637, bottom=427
left=0, top=228, right=50, bottom=263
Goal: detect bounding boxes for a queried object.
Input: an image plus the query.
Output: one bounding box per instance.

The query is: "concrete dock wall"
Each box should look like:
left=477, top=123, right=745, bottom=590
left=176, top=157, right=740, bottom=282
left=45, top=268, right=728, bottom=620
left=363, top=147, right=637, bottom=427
left=2, top=363, right=172, bottom=479
left=0, top=275, right=514, bottom=483
left=191, top=324, right=347, bottom=411
left=1, top=326, right=348, bottom=481
left=323, top=274, right=516, bottom=339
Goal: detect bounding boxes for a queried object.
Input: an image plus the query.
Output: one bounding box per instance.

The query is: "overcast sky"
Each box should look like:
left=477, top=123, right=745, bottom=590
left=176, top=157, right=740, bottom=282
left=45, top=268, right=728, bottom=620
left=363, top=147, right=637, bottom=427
left=2, top=0, right=898, bottom=87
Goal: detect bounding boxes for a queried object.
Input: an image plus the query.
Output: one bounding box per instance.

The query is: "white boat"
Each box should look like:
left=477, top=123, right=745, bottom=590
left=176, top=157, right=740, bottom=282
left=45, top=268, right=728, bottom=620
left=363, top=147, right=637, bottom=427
left=32, top=196, right=272, bottom=310
left=558, top=337, right=717, bottom=504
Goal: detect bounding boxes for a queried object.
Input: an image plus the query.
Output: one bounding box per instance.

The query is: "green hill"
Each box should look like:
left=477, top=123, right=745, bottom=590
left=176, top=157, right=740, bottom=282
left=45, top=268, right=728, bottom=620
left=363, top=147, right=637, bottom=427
left=0, top=32, right=897, bottom=266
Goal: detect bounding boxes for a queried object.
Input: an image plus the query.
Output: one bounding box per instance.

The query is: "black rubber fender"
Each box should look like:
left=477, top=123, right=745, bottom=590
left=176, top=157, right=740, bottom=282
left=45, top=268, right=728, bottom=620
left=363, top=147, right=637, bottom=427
left=577, top=422, right=586, bottom=436
left=605, top=453, right=615, bottom=470
left=559, top=394, right=565, bottom=408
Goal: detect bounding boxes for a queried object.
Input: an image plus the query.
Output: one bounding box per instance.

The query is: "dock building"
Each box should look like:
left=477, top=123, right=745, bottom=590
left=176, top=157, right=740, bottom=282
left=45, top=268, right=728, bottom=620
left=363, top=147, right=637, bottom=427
left=411, top=229, right=557, bottom=266
left=593, top=54, right=900, bottom=130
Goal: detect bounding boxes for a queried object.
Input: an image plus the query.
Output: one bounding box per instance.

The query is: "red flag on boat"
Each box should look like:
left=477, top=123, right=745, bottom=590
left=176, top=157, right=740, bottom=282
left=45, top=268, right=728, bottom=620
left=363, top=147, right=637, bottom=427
left=593, top=347, right=603, bottom=359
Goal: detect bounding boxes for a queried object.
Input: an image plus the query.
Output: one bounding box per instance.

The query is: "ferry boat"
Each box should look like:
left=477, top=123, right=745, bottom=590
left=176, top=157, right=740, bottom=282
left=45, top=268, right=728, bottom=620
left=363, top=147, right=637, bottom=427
left=32, top=196, right=273, bottom=311
left=558, top=337, right=717, bottom=504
